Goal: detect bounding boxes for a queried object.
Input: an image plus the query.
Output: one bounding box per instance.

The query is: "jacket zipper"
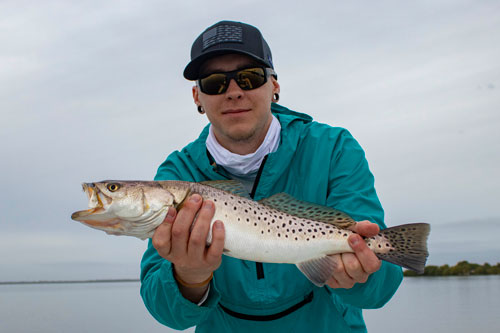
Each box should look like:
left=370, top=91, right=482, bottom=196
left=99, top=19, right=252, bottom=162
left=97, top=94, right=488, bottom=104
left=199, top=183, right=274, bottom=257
left=250, top=155, right=269, bottom=280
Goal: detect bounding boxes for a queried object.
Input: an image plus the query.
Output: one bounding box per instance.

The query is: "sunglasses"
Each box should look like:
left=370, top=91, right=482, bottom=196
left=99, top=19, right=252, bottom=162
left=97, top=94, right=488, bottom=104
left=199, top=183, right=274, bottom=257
left=198, top=67, right=276, bottom=95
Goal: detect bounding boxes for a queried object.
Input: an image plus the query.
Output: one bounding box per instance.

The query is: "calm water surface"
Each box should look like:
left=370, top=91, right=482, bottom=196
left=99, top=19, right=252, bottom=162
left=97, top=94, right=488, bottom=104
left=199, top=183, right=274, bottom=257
left=1, top=276, right=499, bottom=332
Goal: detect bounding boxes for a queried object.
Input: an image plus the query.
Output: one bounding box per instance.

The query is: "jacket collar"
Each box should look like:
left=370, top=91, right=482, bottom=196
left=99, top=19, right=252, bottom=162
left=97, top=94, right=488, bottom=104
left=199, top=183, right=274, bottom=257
left=187, top=104, right=313, bottom=185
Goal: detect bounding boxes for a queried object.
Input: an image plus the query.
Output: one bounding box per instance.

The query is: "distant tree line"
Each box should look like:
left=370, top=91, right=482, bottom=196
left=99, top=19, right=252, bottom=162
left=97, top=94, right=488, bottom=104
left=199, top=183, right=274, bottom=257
left=404, top=261, right=500, bottom=277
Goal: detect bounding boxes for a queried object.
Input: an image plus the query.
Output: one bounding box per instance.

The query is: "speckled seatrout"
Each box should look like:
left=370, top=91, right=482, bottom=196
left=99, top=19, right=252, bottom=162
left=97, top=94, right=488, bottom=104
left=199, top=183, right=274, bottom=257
left=71, top=180, right=430, bottom=286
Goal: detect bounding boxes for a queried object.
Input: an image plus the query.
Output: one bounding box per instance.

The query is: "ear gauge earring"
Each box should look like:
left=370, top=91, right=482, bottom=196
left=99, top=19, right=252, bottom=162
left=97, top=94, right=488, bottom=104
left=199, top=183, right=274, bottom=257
left=273, top=93, right=280, bottom=103
left=197, top=105, right=205, bottom=114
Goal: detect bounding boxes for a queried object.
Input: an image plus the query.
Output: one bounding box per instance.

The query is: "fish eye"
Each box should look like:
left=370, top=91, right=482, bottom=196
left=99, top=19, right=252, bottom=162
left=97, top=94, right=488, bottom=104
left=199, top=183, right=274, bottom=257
left=106, top=183, right=120, bottom=192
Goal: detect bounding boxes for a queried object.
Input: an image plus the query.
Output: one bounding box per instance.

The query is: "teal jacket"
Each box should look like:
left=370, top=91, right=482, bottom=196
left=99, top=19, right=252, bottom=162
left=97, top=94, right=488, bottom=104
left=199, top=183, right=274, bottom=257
left=140, top=104, right=403, bottom=332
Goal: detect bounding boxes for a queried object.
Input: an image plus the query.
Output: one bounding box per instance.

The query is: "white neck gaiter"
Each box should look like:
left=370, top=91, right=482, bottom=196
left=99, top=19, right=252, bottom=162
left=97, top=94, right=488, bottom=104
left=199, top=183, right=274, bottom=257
left=206, top=115, right=281, bottom=177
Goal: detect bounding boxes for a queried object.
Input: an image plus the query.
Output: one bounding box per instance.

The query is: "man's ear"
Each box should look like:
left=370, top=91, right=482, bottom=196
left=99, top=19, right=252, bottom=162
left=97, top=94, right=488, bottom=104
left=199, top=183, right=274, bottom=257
left=192, top=85, right=201, bottom=106
left=271, top=77, right=280, bottom=95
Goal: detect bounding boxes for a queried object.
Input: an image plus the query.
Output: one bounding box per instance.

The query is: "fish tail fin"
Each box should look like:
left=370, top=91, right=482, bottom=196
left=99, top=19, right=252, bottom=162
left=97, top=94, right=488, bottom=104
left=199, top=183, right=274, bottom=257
left=376, top=223, right=430, bottom=274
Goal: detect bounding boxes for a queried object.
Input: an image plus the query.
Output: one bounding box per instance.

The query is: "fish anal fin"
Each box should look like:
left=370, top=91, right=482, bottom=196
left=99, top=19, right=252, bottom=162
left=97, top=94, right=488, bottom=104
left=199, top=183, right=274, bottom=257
left=259, top=193, right=356, bottom=228
left=296, top=256, right=338, bottom=287
left=200, top=180, right=251, bottom=199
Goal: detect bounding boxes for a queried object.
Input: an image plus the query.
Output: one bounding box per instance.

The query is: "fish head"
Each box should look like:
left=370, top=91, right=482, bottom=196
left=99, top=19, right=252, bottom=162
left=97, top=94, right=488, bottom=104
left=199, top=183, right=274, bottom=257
left=71, top=181, right=175, bottom=239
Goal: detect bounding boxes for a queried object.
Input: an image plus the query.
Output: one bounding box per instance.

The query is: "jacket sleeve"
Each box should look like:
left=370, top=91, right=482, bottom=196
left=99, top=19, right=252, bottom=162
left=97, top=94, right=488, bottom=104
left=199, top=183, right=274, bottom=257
left=326, top=129, right=403, bottom=309
left=139, top=153, right=221, bottom=329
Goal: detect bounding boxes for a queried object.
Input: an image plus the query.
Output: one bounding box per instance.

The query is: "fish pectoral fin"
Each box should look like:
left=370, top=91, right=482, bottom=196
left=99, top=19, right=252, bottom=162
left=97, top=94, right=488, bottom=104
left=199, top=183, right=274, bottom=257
left=200, top=180, right=251, bottom=199
left=296, top=256, right=338, bottom=287
left=259, top=193, right=356, bottom=228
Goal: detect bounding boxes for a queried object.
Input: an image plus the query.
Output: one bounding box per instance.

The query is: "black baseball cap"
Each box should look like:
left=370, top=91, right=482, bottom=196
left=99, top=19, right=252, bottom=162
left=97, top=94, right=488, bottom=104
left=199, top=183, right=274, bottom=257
left=183, top=21, right=274, bottom=80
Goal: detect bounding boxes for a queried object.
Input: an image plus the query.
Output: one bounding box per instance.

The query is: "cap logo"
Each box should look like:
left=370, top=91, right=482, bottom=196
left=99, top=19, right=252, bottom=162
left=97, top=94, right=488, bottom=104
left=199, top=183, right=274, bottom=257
left=202, top=24, right=243, bottom=50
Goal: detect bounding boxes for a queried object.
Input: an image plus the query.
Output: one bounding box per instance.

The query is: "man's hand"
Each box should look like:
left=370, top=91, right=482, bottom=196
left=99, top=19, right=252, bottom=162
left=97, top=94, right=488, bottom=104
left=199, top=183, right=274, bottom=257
left=152, top=194, right=225, bottom=301
left=326, top=220, right=382, bottom=289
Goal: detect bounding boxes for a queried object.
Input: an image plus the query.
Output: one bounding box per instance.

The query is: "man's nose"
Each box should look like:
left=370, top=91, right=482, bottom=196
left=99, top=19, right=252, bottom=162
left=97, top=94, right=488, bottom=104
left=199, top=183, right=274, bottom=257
left=225, top=79, right=243, bottom=100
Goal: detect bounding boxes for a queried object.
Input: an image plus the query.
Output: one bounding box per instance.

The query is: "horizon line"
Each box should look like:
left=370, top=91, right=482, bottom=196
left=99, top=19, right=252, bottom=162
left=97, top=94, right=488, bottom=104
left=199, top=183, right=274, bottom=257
left=0, top=278, right=140, bottom=285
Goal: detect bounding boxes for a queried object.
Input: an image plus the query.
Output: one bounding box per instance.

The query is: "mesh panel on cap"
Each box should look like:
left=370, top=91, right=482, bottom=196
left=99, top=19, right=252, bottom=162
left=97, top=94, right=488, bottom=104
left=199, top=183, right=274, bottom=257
left=202, top=24, right=243, bottom=50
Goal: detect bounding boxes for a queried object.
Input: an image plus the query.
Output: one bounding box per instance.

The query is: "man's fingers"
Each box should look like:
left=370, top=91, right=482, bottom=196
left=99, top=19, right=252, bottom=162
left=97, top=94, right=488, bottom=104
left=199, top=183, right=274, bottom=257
left=152, top=207, right=176, bottom=257
left=188, top=200, right=215, bottom=259
left=206, top=221, right=225, bottom=266
left=348, top=234, right=381, bottom=274
left=328, top=254, right=355, bottom=289
left=342, top=252, right=369, bottom=283
left=170, top=194, right=203, bottom=256
left=350, top=220, right=380, bottom=237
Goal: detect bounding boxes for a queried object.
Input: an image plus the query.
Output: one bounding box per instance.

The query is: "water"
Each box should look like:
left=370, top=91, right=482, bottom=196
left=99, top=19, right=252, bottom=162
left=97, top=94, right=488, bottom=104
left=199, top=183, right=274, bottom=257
left=364, top=275, right=500, bottom=332
left=1, top=276, right=499, bottom=332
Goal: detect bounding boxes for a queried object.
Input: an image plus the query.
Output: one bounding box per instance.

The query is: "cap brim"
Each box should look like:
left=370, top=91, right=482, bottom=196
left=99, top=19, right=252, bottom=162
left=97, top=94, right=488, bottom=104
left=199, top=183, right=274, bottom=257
left=183, top=48, right=271, bottom=80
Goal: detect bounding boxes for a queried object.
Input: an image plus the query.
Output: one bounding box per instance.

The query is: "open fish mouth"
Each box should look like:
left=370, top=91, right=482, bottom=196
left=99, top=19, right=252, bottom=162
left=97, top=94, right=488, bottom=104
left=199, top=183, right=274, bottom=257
left=71, top=183, right=122, bottom=229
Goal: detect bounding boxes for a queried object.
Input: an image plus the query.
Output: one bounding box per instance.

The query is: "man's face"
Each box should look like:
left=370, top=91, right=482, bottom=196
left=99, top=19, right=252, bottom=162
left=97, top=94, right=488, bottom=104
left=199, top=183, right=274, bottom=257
left=193, top=53, right=280, bottom=154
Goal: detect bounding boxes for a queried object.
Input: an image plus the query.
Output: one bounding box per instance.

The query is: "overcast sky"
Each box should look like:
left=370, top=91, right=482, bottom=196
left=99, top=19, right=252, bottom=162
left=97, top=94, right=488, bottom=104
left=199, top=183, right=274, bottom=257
left=1, top=0, right=499, bottom=281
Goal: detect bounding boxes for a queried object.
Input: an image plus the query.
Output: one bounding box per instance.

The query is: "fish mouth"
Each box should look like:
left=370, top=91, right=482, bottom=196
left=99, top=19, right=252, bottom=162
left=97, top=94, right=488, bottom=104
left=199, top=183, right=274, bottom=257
left=71, top=183, right=122, bottom=230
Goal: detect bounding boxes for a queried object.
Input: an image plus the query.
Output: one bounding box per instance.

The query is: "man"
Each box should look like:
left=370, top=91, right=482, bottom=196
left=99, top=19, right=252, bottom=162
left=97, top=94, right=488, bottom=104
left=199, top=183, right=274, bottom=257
left=140, top=20, right=402, bottom=332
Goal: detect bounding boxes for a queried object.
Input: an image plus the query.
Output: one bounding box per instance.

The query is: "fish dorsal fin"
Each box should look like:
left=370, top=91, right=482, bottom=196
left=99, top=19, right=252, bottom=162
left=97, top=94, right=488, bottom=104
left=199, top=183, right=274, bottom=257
left=296, top=256, right=338, bottom=287
left=258, top=193, right=356, bottom=228
left=200, top=180, right=251, bottom=199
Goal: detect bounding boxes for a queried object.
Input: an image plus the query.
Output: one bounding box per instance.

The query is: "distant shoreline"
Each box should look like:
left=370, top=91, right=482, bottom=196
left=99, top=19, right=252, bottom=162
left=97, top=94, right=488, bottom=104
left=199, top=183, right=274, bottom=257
left=0, top=279, right=140, bottom=285
left=404, top=261, right=500, bottom=277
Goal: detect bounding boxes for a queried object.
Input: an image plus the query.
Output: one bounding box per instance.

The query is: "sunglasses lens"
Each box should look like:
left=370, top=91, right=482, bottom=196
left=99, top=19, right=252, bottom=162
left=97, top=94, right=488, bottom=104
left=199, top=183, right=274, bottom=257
left=199, top=67, right=268, bottom=95
left=236, top=68, right=266, bottom=90
left=200, top=73, right=228, bottom=95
